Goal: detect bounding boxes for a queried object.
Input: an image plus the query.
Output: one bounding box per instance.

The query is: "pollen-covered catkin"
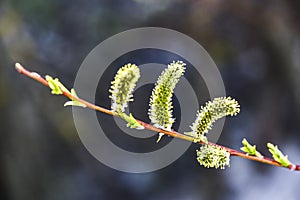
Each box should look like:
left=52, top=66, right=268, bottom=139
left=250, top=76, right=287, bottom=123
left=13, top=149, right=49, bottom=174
left=148, top=61, right=186, bottom=130
left=109, top=63, right=140, bottom=112
left=196, top=144, right=230, bottom=169
left=190, top=97, right=240, bottom=142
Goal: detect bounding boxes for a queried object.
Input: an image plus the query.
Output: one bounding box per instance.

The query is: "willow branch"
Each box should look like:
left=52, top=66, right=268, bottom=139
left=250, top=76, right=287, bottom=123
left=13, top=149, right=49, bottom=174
left=15, top=63, right=300, bottom=171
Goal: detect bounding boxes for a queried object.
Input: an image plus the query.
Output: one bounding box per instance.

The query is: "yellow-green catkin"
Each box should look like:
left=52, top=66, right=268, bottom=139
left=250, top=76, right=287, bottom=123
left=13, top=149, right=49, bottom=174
left=148, top=61, right=186, bottom=131
left=109, top=63, right=140, bottom=112
left=196, top=145, right=230, bottom=169
left=190, top=97, right=240, bottom=142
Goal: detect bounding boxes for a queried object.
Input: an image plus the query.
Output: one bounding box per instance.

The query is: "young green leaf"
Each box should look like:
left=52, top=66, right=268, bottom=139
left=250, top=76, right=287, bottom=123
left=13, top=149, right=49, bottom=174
left=118, top=112, right=144, bottom=130
left=240, top=138, right=262, bottom=157
left=267, top=143, right=291, bottom=167
left=45, top=75, right=64, bottom=95
left=45, top=75, right=70, bottom=95
left=64, top=89, right=87, bottom=108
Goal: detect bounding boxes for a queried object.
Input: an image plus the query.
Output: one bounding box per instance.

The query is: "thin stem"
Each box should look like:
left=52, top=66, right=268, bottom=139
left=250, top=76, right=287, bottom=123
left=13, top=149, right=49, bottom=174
left=15, top=63, right=300, bottom=171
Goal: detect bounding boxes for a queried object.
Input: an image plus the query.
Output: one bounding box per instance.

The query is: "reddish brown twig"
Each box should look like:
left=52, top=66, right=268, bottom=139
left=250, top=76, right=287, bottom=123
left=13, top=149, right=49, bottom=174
left=15, top=63, right=300, bottom=171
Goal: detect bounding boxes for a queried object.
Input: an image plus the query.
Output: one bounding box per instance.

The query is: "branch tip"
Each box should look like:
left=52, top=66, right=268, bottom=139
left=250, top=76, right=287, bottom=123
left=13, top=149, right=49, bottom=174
left=15, top=62, right=24, bottom=73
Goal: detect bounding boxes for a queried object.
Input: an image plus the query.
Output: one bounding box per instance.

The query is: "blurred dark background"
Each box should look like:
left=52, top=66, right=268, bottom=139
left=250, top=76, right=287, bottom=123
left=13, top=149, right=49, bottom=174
left=1, top=0, right=300, bottom=199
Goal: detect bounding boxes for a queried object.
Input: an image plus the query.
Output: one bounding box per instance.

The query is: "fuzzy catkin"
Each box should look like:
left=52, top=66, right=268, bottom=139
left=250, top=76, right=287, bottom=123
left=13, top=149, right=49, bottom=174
left=190, top=97, right=240, bottom=142
left=196, top=145, right=230, bottom=169
left=109, top=64, right=140, bottom=112
left=148, top=61, right=186, bottom=130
